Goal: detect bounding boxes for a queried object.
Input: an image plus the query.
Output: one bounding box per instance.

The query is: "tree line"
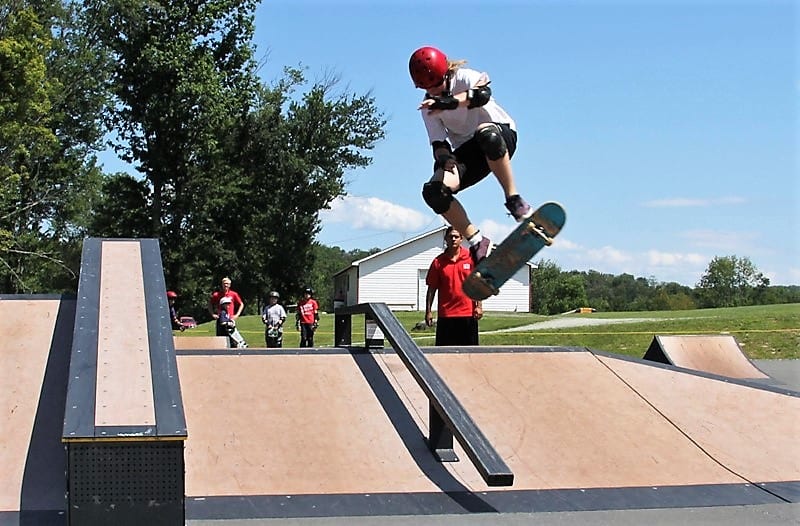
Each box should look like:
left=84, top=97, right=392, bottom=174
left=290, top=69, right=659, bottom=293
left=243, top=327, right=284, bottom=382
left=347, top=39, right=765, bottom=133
left=531, top=255, right=799, bottom=315
left=1, top=0, right=385, bottom=317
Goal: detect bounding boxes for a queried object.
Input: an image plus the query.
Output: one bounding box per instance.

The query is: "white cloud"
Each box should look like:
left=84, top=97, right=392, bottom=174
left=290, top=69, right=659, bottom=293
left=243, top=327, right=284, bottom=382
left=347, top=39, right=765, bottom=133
left=585, top=246, right=633, bottom=264
left=643, top=196, right=746, bottom=208
left=551, top=238, right=582, bottom=251
left=547, top=244, right=712, bottom=285
left=646, top=250, right=707, bottom=266
left=781, top=267, right=800, bottom=286
left=681, top=229, right=758, bottom=250
left=322, top=196, right=431, bottom=231
left=475, top=218, right=515, bottom=244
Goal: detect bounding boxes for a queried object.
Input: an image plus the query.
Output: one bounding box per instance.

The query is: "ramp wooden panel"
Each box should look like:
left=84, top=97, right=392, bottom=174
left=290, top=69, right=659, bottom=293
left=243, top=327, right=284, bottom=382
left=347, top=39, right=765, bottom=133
left=178, top=353, right=460, bottom=496
left=600, top=355, right=800, bottom=483
left=643, top=335, right=769, bottom=379
left=0, top=297, right=72, bottom=516
left=174, top=336, right=229, bottom=350
left=96, top=241, right=155, bottom=426
left=384, top=351, right=749, bottom=490
left=179, top=349, right=792, bottom=500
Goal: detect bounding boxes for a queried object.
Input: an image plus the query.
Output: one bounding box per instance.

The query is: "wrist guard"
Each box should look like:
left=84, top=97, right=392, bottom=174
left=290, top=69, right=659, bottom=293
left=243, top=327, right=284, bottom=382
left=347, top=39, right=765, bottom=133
left=434, top=153, right=457, bottom=170
left=429, top=94, right=459, bottom=110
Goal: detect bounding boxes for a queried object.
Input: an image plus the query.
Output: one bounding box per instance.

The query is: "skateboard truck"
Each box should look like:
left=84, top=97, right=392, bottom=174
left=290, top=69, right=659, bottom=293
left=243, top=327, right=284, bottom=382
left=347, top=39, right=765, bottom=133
left=526, top=221, right=554, bottom=246
left=468, top=272, right=500, bottom=297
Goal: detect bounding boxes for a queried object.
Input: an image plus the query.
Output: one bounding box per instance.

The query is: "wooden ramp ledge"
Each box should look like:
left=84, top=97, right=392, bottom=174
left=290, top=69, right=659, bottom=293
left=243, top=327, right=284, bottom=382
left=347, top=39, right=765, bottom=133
left=62, top=238, right=187, bottom=525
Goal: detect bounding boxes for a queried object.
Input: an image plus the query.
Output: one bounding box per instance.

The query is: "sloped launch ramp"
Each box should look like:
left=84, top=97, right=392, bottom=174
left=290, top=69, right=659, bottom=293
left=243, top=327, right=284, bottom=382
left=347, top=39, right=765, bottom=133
left=644, top=335, right=770, bottom=379
left=178, top=347, right=799, bottom=519
left=1, top=295, right=73, bottom=523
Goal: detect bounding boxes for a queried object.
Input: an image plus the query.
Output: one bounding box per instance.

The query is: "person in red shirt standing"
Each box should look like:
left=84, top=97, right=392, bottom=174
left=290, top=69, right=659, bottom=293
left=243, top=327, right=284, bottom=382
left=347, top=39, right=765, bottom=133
left=208, top=277, right=246, bottom=346
left=425, top=226, right=483, bottom=345
left=295, top=286, right=320, bottom=347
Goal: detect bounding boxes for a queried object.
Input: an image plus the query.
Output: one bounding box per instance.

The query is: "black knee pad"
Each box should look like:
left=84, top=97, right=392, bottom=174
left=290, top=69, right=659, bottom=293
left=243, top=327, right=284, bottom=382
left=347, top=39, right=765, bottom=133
left=475, top=125, right=508, bottom=161
left=422, top=181, right=454, bottom=214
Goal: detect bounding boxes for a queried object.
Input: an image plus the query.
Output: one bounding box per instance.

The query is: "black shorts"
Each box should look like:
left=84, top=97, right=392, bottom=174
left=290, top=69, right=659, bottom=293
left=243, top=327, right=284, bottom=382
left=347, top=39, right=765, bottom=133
left=453, top=123, right=517, bottom=192
left=435, top=316, right=479, bottom=346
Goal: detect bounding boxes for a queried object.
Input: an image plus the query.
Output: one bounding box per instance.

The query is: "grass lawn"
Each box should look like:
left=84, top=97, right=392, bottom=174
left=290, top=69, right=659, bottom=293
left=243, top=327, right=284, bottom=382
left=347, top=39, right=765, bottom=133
left=176, top=303, right=800, bottom=360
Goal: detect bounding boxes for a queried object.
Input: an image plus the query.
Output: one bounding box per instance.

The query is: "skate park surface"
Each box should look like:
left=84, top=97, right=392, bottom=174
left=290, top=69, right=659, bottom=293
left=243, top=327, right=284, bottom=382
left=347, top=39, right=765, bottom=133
left=2, top=240, right=799, bottom=525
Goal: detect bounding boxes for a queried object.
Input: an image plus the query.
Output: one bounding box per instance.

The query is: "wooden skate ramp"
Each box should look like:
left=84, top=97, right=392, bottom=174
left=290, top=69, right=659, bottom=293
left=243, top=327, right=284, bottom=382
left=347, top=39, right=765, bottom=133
left=178, top=347, right=799, bottom=520
left=174, top=336, right=229, bottom=350
left=0, top=296, right=73, bottom=521
left=643, top=335, right=769, bottom=379
left=599, top=354, right=799, bottom=483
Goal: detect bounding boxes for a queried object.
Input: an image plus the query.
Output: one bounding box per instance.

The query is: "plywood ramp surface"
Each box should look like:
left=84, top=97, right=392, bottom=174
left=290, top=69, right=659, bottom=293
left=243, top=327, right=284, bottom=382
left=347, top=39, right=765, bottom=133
left=600, top=355, right=800, bottom=483
left=0, top=299, right=64, bottom=511
left=96, top=241, right=154, bottom=426
left=174, top=336, right=229, bottom=350
left=178, top=353, right=460, bottom=497
left=383, top=351, right=747, bottom=491
left=651, top=335, right=768, bottom=379
left=178, top=349, right=799, bottom=499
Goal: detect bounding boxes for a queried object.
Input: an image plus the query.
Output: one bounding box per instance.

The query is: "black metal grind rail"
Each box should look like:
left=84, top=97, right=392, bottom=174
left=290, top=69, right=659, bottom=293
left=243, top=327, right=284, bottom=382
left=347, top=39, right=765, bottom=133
left=335, top=302, right=514, bottom=487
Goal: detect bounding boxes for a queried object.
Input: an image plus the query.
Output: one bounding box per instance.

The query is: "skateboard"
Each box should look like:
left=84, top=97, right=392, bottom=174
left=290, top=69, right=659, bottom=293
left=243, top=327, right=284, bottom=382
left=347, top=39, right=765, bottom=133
left=462, top=201, right=566, bottom=301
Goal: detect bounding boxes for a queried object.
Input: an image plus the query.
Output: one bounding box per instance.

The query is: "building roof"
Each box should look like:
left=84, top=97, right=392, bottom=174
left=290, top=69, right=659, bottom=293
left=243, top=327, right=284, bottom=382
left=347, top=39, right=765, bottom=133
left=333, top=225, right=448, bottom=277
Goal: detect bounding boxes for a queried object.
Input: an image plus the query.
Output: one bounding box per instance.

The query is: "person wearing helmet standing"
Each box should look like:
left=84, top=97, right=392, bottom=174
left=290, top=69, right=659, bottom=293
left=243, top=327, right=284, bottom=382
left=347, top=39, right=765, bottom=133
left=409, top=46, right=532, bottom=263
left=167, top=290, right=184, bottom=331
left=295, top=287, right=319, bottom=348
left=262, top=291, right=287, bottom=348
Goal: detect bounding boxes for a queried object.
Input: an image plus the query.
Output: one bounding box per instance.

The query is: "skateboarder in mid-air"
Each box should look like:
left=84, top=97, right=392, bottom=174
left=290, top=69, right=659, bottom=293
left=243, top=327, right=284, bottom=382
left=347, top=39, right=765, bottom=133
left=409, top=45, right=532, bottom=263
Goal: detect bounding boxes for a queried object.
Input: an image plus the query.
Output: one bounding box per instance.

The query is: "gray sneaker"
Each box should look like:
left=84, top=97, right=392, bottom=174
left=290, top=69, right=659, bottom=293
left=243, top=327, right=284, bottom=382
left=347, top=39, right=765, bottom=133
left=505, top=194, right=533, bottom=222
left=469, top=236, right=493, bottom=263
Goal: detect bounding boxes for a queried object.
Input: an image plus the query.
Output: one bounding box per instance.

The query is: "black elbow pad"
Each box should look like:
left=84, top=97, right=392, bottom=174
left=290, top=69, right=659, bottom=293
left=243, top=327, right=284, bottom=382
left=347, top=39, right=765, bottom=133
left=467, top=85, right=492, bottom=108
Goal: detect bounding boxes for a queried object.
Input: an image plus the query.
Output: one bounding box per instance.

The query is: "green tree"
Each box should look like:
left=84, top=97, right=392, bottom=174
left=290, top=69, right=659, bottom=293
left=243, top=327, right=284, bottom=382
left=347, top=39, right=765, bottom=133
left=86, top=0, right=259, bottom=234
left=84, top=0, right=260, bottom=311
left=696, top=255, right=769, bottom=308
left=90, top=173, right=151, bottom=237
left=608, top=273, right=653, bottom=311
left=1, top=1, right=107, bottom=293
left=301, top=244, right=379, bottom=312
left=231, top=70, right=386, bottom=311
left=549, top=273, right=589, bottom=315
left=531, top=260, right=588, bottom=315
left=1, top=5, right=57, bottom=291
left=582, top=270, right=612, bottom=312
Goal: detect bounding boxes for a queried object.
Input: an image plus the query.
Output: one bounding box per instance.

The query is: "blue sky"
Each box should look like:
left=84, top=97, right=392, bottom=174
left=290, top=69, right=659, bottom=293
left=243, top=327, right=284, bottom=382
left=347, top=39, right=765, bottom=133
left=102, top=0, right=799, bottom=286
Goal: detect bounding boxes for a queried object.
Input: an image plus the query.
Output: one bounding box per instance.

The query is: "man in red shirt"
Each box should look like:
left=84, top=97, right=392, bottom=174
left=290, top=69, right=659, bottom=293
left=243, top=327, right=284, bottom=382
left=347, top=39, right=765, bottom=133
left=208, top=277, right=245, bottom=342
left=425, top=226, right=483, bottom=345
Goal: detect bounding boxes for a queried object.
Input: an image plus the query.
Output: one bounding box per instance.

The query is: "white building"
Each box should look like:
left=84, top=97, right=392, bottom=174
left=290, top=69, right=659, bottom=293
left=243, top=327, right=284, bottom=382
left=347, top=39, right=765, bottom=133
left=332, top=226, right=533, bottom=312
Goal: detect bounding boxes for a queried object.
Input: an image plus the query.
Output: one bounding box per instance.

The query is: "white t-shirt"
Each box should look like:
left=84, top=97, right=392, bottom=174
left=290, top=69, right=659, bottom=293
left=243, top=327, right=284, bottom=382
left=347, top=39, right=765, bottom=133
left=262, top=303, right=287, bottom=328
left=420, top=67, right=516, bottom=150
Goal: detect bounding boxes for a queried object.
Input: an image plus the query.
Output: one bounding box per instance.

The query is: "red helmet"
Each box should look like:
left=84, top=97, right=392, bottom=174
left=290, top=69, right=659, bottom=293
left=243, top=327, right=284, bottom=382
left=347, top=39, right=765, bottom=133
left=166, top=290, right=178, bottom=299
left=409, top=46, right=448, bottom=89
